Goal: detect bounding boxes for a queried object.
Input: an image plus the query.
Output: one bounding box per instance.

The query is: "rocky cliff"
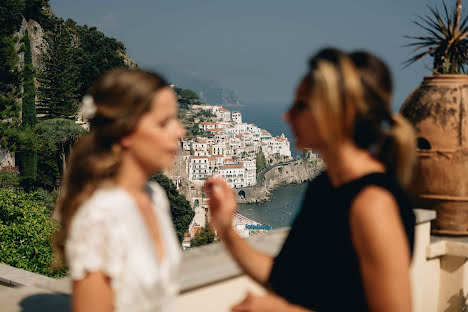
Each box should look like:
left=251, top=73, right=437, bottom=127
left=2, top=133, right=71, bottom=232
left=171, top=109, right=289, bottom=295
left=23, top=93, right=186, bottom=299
left=236, top=158, right=324, bottom=203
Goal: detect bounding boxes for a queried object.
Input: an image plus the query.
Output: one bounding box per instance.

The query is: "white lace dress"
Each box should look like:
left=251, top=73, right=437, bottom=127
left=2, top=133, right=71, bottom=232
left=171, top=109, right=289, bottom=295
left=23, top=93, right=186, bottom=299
left=66, top=182, right=181, bottom=312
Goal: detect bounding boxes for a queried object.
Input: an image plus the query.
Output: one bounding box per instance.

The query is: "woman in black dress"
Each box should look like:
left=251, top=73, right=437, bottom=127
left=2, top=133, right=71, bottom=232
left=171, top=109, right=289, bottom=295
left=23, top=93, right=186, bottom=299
left=204, top=48, right=416, bottom=312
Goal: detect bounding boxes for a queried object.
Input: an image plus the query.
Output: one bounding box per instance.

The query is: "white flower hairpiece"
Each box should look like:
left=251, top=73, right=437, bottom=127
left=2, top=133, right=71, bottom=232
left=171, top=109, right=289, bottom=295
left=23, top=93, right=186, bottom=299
left=81, top=95, right=97, bottom=119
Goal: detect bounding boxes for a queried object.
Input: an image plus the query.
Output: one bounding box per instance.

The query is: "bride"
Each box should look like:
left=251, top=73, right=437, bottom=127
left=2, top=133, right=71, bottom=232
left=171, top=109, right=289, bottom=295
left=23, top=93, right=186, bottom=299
left=53, top=69, right=186, bottom=312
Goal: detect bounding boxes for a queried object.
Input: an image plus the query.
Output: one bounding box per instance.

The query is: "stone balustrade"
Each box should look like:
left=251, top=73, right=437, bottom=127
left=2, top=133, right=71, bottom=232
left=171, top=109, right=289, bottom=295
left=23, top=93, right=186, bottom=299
left=1, top=209, right=468, bottom=311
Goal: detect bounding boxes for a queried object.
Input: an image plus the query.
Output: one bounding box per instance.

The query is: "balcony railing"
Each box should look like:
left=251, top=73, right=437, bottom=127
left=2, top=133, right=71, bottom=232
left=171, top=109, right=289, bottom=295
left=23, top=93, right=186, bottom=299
left=1, top=210, right=468, bottom=311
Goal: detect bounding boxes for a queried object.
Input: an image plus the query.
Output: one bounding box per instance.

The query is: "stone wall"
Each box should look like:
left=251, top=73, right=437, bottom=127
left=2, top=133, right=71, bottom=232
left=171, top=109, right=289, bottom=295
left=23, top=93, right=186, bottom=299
left=236, top=158, right=324, bottom=203
left=0, top=148, right=15, bottom=167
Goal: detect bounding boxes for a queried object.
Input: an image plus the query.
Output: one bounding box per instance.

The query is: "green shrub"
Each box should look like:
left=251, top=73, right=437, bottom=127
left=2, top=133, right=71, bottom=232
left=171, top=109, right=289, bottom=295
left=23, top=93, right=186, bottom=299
left=0, top=166, right=20, bottom=190
left=0, top=188, right=66, bottom=277
left=190, top=226, right=216, bottom=247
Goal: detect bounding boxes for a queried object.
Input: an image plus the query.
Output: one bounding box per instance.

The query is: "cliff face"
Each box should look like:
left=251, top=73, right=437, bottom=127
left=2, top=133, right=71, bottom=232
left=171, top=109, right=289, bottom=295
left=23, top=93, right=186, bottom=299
left=16, top=18, right=48, bottom=69
left=263, top=159, right=323, bottom=190
left=118, top=50, right=138, bottom=69
left=163, top=151, right=195, bottom=203
left=237, top=158, right=324, bottom=203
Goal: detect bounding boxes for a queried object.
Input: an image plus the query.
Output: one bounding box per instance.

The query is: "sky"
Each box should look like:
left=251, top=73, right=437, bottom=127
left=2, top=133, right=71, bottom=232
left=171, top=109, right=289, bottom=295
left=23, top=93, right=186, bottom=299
left=50, top=0, right=445, bottom=111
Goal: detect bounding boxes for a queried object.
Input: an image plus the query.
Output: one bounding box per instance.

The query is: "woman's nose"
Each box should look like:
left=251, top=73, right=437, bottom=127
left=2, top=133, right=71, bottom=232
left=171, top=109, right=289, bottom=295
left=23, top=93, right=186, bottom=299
left=283, top=111, right=291, bottom=123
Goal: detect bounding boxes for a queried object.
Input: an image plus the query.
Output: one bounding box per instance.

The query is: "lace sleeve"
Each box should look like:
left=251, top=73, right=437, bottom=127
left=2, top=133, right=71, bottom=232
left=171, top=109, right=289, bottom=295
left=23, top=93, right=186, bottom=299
left=147, top=182, right=171, bottom=213
left=65, top=201, right=127, bottom=281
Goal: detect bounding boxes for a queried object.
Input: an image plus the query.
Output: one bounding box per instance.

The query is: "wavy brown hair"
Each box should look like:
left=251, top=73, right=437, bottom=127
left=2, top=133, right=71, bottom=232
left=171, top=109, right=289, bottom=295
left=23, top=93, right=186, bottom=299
left=53, top=68, right=168, bottom=266
left=301, top=48, right=416, bottom=187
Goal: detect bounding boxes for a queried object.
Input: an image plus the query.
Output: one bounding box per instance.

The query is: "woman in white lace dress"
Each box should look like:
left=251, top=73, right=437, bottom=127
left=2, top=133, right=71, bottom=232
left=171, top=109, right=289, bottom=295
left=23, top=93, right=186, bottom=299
left=53, top=69, right=186, bottom=312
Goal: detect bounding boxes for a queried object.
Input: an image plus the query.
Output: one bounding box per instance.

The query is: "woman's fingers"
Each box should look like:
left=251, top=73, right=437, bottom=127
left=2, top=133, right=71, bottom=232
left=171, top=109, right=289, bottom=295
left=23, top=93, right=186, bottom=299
left=204, top=178, right=235, bottom=203
left=231, top=292, right=253, bottom=312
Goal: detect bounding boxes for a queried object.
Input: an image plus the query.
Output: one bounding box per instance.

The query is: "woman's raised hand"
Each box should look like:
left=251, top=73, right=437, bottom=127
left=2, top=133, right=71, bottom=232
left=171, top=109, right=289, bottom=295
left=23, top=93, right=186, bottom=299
left=203, top=177, right=237, bottom=237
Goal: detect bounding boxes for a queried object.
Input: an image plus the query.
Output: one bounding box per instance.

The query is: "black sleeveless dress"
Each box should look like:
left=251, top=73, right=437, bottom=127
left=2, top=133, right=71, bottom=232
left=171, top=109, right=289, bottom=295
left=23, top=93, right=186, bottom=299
left=267, top=171, right=415, bottom=312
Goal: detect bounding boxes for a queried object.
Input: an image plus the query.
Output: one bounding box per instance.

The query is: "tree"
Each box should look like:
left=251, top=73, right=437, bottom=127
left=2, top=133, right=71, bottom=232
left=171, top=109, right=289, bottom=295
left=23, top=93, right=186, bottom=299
left=37, top=25, right=80, bottom=119
left=22, top=30, right=37, bottom=126
left=0, top=188, right=67, bottom=277
left=2, top=125, right=40, bottom=191
left=23, top=0, right=50, bottom=21
left=0, top=166, right=20, bottom=190
left=14, top=30, right=39, bottom=190
left=190, top=226, right=216, bottom=247
left=179, top=89, right=199, bottom=103
left=151, top=172, right=194, bottom=242
left=74, top=24, right=126, bottom=97
left=0, top=119, right=85, bottom=192
left=201, top=110, right=214, bottom=118
left=0, top=35, right=21, bottom=120
left=256, top=148, right=266, bottom=173
left=34, top=118, right=85, bottom=191
left=0, top=0, right=25, bottom=38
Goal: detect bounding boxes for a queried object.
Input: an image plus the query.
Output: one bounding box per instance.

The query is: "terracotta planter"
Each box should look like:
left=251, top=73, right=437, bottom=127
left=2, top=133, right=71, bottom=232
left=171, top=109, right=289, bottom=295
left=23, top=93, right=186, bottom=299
left=401, top=75, right=468, bottom=235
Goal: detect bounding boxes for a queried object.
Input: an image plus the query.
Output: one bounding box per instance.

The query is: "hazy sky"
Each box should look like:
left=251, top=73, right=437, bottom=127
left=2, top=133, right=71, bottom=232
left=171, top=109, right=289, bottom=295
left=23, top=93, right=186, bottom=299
left=50, top=0, right=444, bottom=110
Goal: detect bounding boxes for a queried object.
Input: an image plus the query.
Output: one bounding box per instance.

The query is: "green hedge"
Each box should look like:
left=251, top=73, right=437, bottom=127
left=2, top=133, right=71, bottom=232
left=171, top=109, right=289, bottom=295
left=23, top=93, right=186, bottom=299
left=190, top=226, right=216, bottom=247
left=0, top=189, right=66, bottom=277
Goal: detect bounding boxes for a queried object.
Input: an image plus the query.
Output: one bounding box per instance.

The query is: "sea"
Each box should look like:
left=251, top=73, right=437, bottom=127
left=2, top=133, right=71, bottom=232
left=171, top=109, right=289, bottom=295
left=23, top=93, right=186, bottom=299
left=238, top=183, right=308, bottom=228
left=231, top=100, right=310, bottom=228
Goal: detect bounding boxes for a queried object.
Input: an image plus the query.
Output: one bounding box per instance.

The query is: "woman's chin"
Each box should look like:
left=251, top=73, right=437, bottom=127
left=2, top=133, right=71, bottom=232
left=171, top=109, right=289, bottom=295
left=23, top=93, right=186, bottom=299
left=295, top=141, right=309, bottom=150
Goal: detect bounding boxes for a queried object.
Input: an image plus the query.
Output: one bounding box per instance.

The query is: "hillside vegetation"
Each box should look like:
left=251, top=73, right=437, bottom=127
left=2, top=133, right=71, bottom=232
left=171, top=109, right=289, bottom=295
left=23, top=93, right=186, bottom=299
left=0, top=0, right=196, bottom=276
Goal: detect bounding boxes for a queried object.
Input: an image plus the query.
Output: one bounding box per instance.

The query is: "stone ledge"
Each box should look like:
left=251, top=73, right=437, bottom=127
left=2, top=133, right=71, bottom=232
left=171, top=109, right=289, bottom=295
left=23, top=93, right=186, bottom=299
left=0, top=285, right=70, bottom=312
left=178, top=227, right=289, bottom=293
left=0, top=208, right=433, bottom=309
left=413, top=209, right=436, bottom=224
left=0, top=264, right=64, bottom=291
left=427, top=236, right=468, bottom=259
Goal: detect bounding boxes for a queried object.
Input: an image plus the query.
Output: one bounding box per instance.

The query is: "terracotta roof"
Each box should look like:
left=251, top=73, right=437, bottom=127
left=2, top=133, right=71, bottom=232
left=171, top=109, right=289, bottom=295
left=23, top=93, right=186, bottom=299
left=220, top=108, right=229, bottom=112
left=191, top=156, right=209, bottom=159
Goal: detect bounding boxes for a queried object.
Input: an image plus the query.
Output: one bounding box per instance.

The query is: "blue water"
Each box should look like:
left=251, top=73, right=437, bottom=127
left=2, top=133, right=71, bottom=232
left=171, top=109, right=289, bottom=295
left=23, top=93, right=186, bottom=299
left=238, top=182, right=308, bottom=228
left=231, top=100, right=301, bottom=156
left=233, top=101, right=307, bottom=227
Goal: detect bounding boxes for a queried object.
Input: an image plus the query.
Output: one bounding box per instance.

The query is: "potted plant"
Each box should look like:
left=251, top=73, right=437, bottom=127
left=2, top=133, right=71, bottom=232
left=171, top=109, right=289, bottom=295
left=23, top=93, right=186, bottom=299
left=401, top=0, right=468, bottom=235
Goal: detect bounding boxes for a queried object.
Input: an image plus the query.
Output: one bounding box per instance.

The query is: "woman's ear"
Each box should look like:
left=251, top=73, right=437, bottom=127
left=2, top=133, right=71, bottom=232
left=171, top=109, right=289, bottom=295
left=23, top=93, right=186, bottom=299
left=120, top=134, right=133, bottom=149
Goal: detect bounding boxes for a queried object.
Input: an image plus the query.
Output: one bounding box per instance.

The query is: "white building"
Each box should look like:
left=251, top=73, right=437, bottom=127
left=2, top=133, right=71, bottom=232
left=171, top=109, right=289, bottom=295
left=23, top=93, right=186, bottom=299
left=241, top=159, right=257, bottom=186
left=232, top=111, right=242, bottom=124
left=181, top=140, right=193, bottom=151
left=211, top=143, right=226, bottom=156
left=189, top=156, right=210, bottom=181
left=215, top=107, right=231, bottom=122
left=192, top=140, right=209, bottom=153
left=199, top=122, right=218, bottom=131
left=261, top=133, right=291, bottom=158
left=215, top=165, right=245, bottom=188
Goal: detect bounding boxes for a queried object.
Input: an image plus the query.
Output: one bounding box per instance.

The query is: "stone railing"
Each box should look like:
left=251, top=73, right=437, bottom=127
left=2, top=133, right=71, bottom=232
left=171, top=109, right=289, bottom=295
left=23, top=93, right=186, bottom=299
left=1, top=209, right=468, bottom=311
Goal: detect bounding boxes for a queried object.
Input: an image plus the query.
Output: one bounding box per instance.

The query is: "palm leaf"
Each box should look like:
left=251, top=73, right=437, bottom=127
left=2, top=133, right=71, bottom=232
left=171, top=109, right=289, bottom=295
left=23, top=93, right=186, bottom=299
left=405, top=0, right=468, bottom=73
left=403, top=49, right=436, bottom=68
left=412, top=20, right=444, bottom=40
left=442, top=1, right=454, bottom=37
left=428, top=5, right=449, bottom=35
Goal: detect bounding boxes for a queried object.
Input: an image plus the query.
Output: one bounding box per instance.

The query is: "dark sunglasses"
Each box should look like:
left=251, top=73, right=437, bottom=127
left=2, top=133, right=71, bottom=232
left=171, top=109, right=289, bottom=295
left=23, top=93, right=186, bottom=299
left=288, top=100, right=308, bottom=116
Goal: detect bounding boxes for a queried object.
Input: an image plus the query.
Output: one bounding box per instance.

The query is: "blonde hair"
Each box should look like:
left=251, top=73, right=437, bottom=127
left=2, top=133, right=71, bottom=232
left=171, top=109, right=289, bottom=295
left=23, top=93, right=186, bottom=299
left=301, top=48, right=416, bottom=187
left=53, top=69, right=168, bottom=266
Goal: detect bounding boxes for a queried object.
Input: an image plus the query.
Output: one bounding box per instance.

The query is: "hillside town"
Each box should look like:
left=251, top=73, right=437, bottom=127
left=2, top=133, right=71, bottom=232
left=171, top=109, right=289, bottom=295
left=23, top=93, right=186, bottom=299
left=182, top=104, right=292, bottom=188
left=174, top=104, right=294, bottom=248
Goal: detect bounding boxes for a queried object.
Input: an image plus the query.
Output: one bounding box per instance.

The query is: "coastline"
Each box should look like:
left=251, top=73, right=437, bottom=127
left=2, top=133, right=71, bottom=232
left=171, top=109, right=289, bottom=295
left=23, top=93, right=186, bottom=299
left=235, top=158, right=324, bottom=204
